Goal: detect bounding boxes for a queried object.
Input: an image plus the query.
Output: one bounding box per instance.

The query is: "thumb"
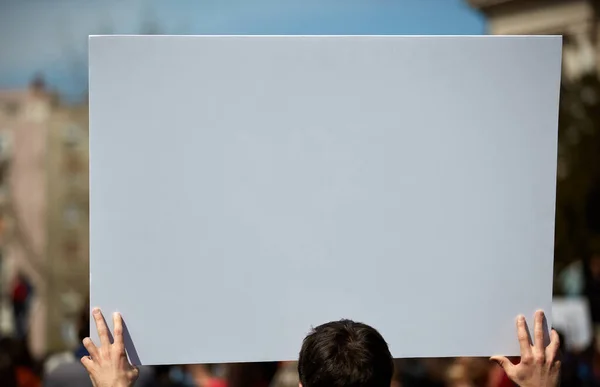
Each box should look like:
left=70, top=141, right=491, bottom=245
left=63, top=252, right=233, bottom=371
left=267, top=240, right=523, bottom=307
left=80, top=356, right=94, bottom=373
left=490, top=356, right=514, bottom=373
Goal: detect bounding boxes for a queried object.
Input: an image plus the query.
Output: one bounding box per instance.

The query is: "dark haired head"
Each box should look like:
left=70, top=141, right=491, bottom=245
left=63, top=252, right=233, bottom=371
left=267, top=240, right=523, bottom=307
left=298, top=319, right=393, bottom=387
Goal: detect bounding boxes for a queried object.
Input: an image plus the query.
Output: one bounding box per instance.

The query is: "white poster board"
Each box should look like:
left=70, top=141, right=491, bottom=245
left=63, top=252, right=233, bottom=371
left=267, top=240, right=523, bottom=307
left=89, top=36, right=562, bottom=365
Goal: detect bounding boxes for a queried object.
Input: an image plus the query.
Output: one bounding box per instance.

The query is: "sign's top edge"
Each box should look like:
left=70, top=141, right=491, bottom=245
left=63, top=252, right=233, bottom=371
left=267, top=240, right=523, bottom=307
left=89, top=35, right=562, bottom=39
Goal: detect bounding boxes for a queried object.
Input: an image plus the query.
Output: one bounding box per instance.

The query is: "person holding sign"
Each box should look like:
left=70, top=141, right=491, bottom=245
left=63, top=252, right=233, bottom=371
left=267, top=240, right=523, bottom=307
left=80, top=309, right=560, bottom=387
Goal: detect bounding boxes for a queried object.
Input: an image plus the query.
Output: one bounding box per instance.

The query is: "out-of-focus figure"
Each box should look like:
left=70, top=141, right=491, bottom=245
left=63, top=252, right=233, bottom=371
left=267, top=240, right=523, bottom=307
left=269, top=362, right=299, bottom=387
left=446, top=358, right=490, bottom=387
left=227, top=362, right=277, bottom=387
left=154, top=366, right=187, bottom=387
left=552, top=297, right=593, bottom=353
left=446, top=357, right=517, bottom=387
left=559, top=260, right=585, bottom=296
left=43, top=301, right=90, bottom=376
left=0, top=337, right=41, bottom=387
left=0, top=337, right=18, bottom=387
left=11, top=273, right=32, bottom=339
left=11, top=338, right=40, bottom=387
left=187, top=364, right=227, bottom=387
left=392, top=358, right=453, bottom=387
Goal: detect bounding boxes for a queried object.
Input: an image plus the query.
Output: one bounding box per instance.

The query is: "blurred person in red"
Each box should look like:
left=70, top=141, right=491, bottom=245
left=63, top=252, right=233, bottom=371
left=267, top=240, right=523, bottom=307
left=11, top=272, right=32, bottom=339
left=488, top=360, right=516, bottom=387
left=12, top=340, right=40, bottom=387
left=80, top=309, right=559, bottom=387
left=187, top=364, right=227, bottom=387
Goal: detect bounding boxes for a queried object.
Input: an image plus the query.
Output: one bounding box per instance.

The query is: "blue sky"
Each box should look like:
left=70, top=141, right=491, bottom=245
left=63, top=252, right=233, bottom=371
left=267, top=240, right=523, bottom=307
left=0, top=0, right=485, bottom=101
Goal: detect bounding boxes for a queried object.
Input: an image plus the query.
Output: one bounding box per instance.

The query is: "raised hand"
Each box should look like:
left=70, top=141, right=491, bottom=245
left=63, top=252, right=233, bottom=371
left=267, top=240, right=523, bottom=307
left=491, top=310, right=560, bottom=387
left=81, top=308, right=139, bottom=387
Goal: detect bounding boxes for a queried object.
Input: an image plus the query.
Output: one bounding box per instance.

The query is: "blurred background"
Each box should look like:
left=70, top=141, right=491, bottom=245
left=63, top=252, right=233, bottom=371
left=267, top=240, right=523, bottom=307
left=0, top=0, right=598, bottom=386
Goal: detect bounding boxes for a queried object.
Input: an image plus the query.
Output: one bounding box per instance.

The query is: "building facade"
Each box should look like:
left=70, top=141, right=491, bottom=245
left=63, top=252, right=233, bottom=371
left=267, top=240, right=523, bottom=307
left=0, top=79, right=89, bottom=356
left=468, top=0, right=600, bottom=80
left=45, top=103, right=89, bottom=352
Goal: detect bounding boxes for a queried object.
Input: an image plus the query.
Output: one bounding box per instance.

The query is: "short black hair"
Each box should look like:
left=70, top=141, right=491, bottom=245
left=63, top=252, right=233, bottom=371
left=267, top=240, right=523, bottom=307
left=298, top=319, right=394, bottom=387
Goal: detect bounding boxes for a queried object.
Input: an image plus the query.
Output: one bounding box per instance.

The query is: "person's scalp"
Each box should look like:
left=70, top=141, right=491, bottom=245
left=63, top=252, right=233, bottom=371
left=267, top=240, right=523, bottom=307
left=298, top=319, right=393, bottom=387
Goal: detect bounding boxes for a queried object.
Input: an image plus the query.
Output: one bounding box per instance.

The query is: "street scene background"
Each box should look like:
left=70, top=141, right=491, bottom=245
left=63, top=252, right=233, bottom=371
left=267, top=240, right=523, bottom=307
left=1, top=0, right=599, bottom=386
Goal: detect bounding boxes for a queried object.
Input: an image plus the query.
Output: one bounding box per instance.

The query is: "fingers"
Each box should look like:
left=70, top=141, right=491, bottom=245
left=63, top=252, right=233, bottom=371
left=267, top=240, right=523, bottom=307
left=516, top=315, right=533, bottom=361
left=82, top=337, right=99, bottom=358
left=490, top=356, right=515, bottom=375
left=80, top=356, right=94, bottom=372
left=554, top=360, right=562, bottom=370
left=92, top=308, right=111, bottom=347
left=534, top=310, right=545, bottom=352
left=546, top=329, right=560, bottom=361
left=113, top=312, right=124, bottom=348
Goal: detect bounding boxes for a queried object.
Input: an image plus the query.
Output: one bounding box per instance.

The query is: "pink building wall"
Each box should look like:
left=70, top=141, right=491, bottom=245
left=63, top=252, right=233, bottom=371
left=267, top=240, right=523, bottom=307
left=0, top=88, right=50, bottom=357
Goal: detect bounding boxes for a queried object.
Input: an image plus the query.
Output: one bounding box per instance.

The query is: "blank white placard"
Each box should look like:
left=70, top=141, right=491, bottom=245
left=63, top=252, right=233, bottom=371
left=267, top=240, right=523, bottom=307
left=89, top=36, right=562, bottom=365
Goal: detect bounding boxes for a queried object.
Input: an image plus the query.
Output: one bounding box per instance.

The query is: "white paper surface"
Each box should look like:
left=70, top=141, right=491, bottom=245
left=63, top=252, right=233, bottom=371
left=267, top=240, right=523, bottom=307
left=89, top=36, right=562, bottom=365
